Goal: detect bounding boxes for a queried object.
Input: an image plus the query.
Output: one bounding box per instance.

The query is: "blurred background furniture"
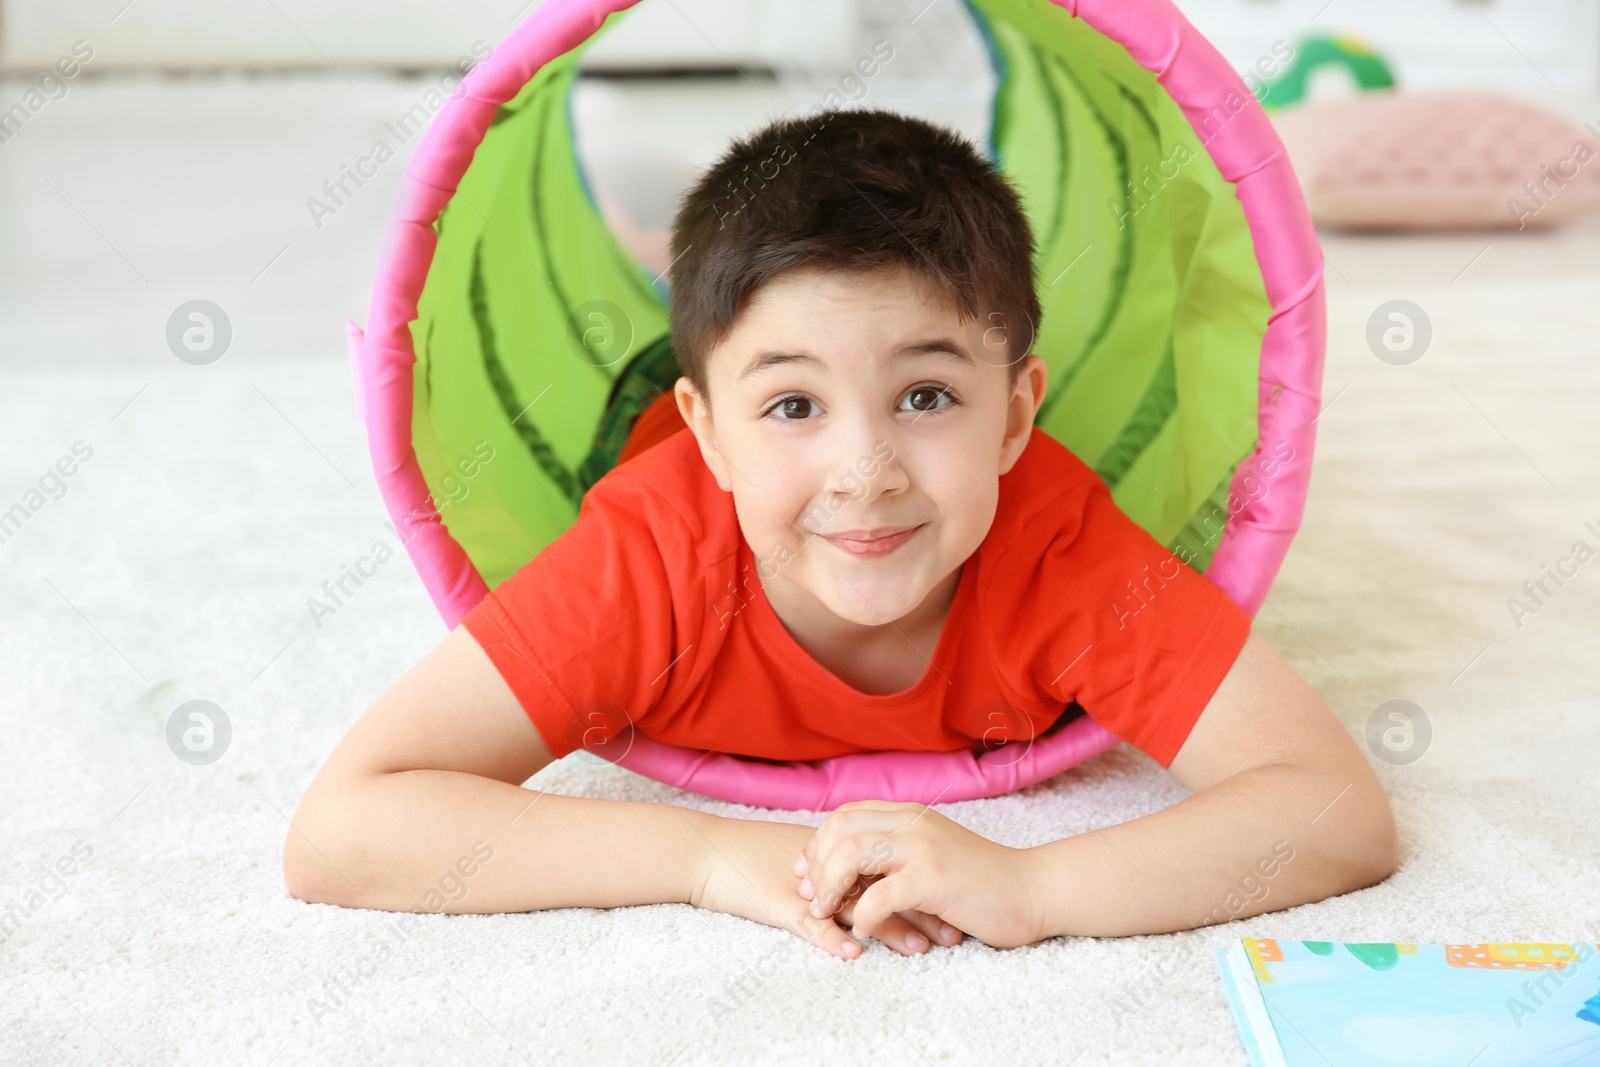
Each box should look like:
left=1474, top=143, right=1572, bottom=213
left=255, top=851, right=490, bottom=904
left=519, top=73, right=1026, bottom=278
left=4, top=0, right=1597, bottom=93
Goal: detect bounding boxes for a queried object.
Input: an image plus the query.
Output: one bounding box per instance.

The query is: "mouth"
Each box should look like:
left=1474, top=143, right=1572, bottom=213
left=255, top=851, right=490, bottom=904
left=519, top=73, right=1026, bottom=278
left=817, top=523, right=925, bottom=559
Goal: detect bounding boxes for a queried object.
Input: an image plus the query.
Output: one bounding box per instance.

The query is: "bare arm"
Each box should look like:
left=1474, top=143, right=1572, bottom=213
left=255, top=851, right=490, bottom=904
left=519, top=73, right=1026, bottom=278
left=1025, top=630, right=1397, bottom=937
left=283, top=624, right=712, bottom=914
left=287, top=624, right=951, bottom=957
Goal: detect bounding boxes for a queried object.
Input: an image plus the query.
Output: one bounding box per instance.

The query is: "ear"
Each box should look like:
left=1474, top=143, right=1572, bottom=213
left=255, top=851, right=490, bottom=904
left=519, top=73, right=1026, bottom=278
left=998, top=353, right=1047, bottom=476
left=674, top=376, right=733, bottom=492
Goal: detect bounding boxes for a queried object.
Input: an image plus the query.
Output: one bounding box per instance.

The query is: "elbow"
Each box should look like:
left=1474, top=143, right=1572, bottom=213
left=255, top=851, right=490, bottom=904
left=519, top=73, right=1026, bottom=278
left=282, top=815, right=365, bottom=909
left=283, top=859, right=320, bottom=906
left=1365, top=800, right=1399, bottom=886
left=283, top=826, right=333, bottom=905
left=283, top=770, right=384, bottom=908
left=1343, top=782, right=1398, bottom=891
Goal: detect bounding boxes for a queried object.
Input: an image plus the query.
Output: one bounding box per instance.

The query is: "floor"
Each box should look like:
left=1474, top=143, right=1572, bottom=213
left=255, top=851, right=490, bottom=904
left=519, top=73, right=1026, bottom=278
left=3, top=70, right=1600, bottom=1065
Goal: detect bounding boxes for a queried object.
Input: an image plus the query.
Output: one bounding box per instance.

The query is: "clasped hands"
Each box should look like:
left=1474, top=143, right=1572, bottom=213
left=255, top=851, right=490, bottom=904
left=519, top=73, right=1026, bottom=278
left=793, top=800, right=1044, bottom=957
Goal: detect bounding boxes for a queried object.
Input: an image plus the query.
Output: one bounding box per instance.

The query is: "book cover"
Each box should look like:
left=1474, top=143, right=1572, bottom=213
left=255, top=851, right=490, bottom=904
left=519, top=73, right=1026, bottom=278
left=1216, top=937, right=1600, bottom=1066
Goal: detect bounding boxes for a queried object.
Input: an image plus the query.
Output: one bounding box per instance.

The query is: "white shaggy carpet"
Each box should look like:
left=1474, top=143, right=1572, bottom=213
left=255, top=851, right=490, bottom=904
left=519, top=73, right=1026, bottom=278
left=4, top=74, right=1600, bottom=1066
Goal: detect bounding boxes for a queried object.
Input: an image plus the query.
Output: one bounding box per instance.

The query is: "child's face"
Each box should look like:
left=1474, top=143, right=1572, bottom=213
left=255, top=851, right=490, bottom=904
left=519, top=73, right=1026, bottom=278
left=675, top=265, right=1046, bottom=629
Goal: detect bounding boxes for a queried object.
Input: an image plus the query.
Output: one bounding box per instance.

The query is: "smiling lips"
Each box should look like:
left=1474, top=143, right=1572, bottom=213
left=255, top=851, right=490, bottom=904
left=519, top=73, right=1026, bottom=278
left=818, top=524, right=924, bottom=559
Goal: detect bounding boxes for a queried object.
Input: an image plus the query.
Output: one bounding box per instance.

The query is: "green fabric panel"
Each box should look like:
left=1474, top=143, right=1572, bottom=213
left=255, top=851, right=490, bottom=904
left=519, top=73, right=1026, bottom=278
left=469, top=236, right=583, bottom=505
left=410, top=10, right=671, bottom=590
left=979, top=1, right=1180, bottom=488
left=979, top=11, right=1124, bottom=408
left=972, top=0, right=1270, bottom=559
left=1034, top=56, right=1172, bottom=474
left=1097, top=336, right=1176, bottom=489
left=408, top=0, right=1271, bottom=588
left=1169, top=464, right=1238, bottom=573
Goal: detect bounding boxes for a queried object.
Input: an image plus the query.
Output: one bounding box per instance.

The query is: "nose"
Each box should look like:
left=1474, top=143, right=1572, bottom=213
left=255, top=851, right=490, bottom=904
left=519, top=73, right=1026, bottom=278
left=823, top=414, right=907, bottom=506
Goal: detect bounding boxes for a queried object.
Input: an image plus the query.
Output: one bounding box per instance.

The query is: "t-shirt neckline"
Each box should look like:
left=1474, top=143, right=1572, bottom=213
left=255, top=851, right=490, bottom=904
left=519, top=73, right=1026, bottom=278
left=739, top=534, right=977, bottom=708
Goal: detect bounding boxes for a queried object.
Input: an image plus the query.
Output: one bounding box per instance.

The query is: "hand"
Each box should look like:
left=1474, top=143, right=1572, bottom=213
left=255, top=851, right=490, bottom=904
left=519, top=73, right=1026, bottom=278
left=828, top=871, right=966, bottom=954
left=795, top=800, right=1043, bottom=950
left=689, top=815, right=966, bottom=959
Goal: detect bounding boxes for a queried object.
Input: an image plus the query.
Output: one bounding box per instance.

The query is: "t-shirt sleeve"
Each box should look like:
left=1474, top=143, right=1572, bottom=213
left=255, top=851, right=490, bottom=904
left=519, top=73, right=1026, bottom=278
left=1034, top=477, right=1253, bottom=767
left=458, top=470, right=681, bottom=761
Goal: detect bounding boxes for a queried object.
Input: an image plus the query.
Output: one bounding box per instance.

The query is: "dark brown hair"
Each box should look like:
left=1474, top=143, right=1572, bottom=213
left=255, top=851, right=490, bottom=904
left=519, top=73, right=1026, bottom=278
left=667, top=107, right=1042, bottom=404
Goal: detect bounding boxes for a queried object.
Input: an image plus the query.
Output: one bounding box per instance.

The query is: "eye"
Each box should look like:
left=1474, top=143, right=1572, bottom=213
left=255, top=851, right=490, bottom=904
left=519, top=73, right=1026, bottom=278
left=900, top=383, right=960, bottom=416
left=761, top=393, right=819, bottom=422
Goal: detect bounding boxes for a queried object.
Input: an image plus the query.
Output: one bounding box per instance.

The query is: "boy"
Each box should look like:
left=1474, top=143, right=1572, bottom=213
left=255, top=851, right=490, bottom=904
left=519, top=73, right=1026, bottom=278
left=284, top=108, right=1395, bottom=960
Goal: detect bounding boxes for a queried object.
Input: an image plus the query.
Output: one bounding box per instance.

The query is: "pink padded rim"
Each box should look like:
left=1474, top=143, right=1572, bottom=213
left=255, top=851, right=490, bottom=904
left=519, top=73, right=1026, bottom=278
left=348, top=0, right=1324, bottom=811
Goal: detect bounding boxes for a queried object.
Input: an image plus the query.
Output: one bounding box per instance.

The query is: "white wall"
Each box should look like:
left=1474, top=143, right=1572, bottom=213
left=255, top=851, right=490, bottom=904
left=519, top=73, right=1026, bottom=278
left=2, top=0, right=516, bottom=69
left=1174, top=0, right=1600, bottom=94
left=5, top=0, right=1597, bottom=95
left=0, top=0, right=798, bottom=71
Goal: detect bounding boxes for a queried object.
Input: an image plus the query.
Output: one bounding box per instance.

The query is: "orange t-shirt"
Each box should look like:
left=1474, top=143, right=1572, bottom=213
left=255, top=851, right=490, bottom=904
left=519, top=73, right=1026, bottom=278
left=461, top=423, right=1252, bottom=769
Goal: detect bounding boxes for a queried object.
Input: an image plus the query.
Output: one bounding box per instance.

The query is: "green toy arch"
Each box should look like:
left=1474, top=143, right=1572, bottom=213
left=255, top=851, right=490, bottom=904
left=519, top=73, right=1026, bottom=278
left=349, top=0, right=1327, bottom=809
left=410, top=0, right=1269, bottom=591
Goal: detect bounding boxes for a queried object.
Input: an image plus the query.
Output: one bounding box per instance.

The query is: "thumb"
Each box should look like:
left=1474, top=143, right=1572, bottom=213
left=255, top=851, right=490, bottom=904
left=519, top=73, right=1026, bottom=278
left=784, top=902, right=863, bottom=960
left=848, top=873, right=929, bottom=942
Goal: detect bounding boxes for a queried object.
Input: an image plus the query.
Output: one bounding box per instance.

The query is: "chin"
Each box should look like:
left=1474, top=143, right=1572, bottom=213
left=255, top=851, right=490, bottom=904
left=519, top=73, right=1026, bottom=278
left=817, top=572, right=926, bottom=626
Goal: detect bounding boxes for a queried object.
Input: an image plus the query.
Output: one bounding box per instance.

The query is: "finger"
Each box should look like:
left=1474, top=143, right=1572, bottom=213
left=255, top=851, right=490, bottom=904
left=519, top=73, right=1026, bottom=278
left=893, top=908, right=965, bottom=947
left=805, top=833, right=867, bottom=917
left=797, top=806, right=907, bottom=878
left=796, top=812, right=889, bottom=883
left=848, top=872, right=937, bottom=943
left=810, top=807, right=918, bottom=863
left=829, top=801, right=914, bottom=814
left=783, top=901, right=864, bottom=961
left=835, top=895, right=932, bottom=956
left=810, top=833, right=902, bottom=920
left=817, top=879, right=963, bottom=951
left=795, top=818, right=828, bottom=878
left=801, top=862, right=885, bottom=911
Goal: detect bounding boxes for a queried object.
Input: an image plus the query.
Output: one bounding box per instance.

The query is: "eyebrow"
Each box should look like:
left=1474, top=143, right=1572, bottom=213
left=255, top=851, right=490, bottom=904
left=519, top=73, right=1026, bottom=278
left=735, top=339, right=975, bottom=383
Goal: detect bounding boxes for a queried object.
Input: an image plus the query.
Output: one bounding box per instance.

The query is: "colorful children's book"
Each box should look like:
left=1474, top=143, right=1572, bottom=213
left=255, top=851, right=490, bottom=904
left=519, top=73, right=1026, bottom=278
left=1216, top=937, right=1600, bottom=1066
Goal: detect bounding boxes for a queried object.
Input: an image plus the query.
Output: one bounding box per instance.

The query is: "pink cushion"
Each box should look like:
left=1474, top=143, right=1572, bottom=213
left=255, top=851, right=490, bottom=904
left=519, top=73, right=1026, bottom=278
left=1270, top=91, right=1600, bottom=232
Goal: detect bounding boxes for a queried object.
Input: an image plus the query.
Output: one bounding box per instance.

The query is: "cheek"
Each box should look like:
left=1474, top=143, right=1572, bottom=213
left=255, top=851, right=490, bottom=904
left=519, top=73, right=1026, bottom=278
left=920, top=448, right=998, bottom=545
left=730, top=466, right=817, bottom=548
